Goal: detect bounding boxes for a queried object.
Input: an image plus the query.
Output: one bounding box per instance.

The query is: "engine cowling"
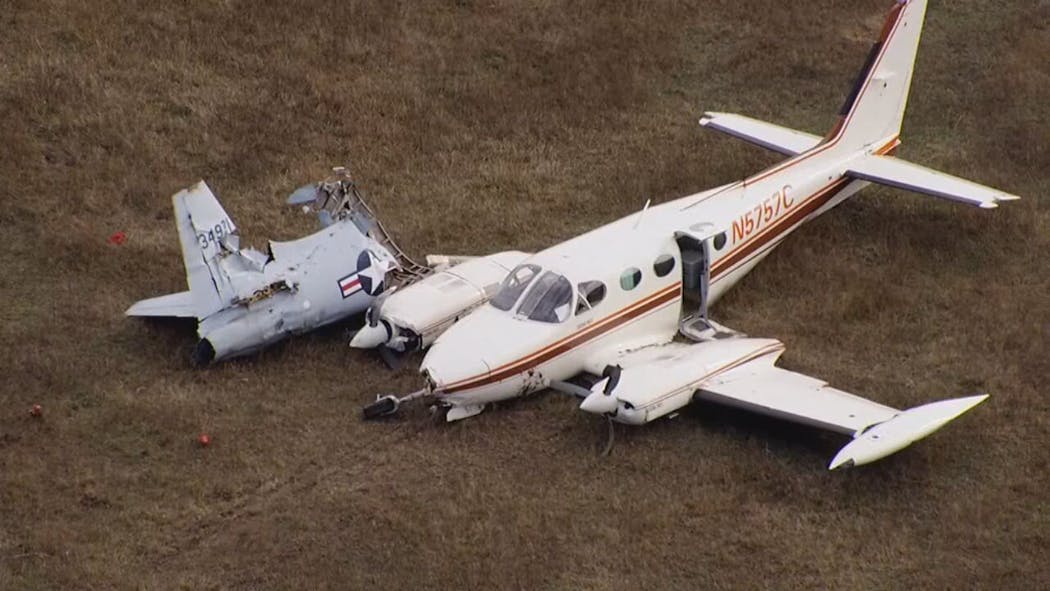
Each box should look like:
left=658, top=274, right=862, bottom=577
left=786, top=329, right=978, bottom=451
left=350, top=251, right=529, bottom=353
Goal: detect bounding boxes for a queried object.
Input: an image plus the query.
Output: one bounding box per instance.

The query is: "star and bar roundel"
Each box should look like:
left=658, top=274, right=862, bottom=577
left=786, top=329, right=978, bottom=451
left=338, top=250, right=385, bottom=299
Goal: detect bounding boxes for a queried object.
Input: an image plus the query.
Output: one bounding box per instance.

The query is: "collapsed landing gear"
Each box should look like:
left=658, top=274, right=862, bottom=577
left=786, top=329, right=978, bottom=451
left=362, top=395, right=399, bottom=419
left=361, top=388, right=428, bottom=420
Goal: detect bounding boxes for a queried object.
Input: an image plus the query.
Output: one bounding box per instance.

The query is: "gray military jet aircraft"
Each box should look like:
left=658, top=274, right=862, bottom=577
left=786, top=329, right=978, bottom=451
left=127, top=169, right=425, bottom=365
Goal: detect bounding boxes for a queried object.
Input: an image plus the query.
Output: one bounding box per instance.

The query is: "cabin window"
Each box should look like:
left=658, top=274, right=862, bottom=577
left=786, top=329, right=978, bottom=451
left=713, top=231, right=727, bottom=251
left=516, top=272, right=574, bottom=323
left=575, top=281, right=607, bottom=315
left=490, top=264, right=540, bottom=311
left=619, top=267, right=642, bottom=291
left=653, top=254, right=675, bottom=277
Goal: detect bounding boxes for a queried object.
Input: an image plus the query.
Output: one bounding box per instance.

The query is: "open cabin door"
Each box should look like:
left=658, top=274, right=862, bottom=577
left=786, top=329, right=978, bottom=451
left=675, top=231, right=711, bottom=318
left=675, top=227, right=736, bottom=341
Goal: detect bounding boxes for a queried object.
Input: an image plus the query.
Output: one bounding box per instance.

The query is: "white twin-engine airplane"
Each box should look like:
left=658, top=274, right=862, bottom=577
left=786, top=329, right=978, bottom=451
left=363, top=0, right=1018, bottom=469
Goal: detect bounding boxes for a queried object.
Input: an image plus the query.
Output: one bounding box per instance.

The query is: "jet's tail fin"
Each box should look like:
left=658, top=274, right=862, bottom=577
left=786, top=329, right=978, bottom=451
left=173, top=181, right=241, bottom=318
left=824, top=0, right=928, bottom=151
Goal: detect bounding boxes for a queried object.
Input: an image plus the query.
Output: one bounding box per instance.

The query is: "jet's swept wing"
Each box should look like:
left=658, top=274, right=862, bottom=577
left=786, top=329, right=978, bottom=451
left=577, top=337, right=987, bottom=469
left=846, top=155, right=1021, bottom=209
left=698, top=112, right=822, bottom=156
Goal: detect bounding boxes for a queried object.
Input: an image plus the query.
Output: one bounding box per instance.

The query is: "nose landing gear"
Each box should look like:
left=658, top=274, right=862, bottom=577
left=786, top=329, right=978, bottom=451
left=362, top=388, right=428, bottom=420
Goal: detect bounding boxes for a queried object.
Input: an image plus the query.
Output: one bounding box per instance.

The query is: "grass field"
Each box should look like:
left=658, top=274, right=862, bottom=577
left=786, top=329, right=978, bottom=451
left=1, top=0, right=1048, bottom=588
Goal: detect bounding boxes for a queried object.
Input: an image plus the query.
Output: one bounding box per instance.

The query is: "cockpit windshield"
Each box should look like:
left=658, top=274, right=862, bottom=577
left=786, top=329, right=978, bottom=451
left=490, top=264, right=541, bottom=311
left=515, top=271, right=573, bottom=323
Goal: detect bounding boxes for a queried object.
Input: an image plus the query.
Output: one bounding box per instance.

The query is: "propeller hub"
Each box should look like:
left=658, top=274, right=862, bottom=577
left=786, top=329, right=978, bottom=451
left=349, top=321, right=391, bottom=349
left=580, top=390, right=619, bottom=415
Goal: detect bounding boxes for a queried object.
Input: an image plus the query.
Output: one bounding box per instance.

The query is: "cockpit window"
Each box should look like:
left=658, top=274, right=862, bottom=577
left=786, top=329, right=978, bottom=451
left=516, top=271, right=573, bottom=323
left=490, top=264, right=541, bottom=311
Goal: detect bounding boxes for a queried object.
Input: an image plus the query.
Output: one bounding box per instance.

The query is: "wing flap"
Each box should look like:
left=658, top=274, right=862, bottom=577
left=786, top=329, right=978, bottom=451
left=699, top=112, right=822, bottom=156
left=699, top=365, right=899, bottom=436
left=846, top=155, right=1020, bottom=208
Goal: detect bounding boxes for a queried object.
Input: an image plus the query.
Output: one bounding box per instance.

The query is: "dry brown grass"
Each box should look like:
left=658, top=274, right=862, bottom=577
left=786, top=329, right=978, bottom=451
left=1, top=0, right=1048, bottom=588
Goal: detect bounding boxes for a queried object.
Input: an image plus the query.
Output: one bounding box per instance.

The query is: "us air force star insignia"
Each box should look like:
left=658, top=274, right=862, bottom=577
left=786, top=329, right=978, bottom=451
left=356, top=250, right=385, bottom=296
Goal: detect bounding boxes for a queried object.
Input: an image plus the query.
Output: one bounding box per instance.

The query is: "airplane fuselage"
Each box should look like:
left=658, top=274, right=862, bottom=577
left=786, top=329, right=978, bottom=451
left=194, top=219, right=397, bottom=364
left=421, top=134, right=899, bottom=411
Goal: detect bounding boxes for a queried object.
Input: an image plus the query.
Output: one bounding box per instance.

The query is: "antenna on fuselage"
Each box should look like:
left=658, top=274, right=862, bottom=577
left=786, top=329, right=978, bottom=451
left=633, top=198, right=652, bottom=230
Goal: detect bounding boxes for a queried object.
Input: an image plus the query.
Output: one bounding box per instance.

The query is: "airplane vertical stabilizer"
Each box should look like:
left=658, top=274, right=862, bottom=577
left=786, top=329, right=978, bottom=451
left=173, top=181, right=237, bottom=319
left=828, top=0, right=928, bottom=151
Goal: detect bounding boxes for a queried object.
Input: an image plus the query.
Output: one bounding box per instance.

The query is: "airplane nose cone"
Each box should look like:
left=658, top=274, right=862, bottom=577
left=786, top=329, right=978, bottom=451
left=350, top=322, right=390, bottom=349
left=580, top=391, right=619, bottom=415
left=421, top=344, right=490, bottom=393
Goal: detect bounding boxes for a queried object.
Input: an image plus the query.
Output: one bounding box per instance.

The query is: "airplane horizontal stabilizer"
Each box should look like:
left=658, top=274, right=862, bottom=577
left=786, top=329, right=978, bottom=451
left=125, top=291, right=197, bottom=318
left=829, top=394, right=989, bottom=469
left=699, top=112, right=822, bottom=156
left=847, top=155, right=1020, bottom=208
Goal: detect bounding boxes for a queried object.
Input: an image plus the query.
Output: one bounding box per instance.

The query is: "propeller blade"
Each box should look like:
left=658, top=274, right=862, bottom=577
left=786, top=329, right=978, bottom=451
left=369, top=291, right=391, bottom=327
left=377, top=345, right=405, bottom=370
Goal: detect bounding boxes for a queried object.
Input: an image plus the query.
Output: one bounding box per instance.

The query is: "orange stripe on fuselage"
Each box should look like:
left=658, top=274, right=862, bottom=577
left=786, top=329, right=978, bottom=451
left=711, top=136, right=899, bottom=279
left=442, top=282, right=682, bottom=393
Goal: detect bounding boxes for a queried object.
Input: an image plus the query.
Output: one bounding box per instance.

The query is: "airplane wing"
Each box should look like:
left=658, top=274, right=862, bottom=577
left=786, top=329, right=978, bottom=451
left=846, top=155, right=1021, bottom=208
left=578, top=337, right=988, bottom=469
left=697, top=364, right=898, bottom=435
left=699, top=112, right=823, bottom=156
left=700, top=362, right=988, bottom=469
left=125, top=290, right=197, bottom=318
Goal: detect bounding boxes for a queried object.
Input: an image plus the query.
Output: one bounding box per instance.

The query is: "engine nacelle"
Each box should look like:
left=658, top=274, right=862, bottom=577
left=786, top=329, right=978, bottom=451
left=194, top=305, right=285, bottom=365
left=350, top=251, right=528, bottom=353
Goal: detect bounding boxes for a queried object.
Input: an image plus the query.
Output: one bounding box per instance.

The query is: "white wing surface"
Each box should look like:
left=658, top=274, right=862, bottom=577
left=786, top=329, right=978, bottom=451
left=847, top=155, right=1021, bottom=208
left=578, top=337, right=988, bottom=469
left=699, top=112, right=822, bottom=156
left=698, top=364, right=898, bottom=436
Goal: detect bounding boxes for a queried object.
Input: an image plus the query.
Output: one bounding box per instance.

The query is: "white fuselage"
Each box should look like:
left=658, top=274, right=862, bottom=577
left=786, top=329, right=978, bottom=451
left=421, top=134, right=898, bottom=409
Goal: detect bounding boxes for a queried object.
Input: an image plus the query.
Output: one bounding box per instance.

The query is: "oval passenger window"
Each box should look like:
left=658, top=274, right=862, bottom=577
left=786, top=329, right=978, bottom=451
left=619, top=268, right=642, bottom=291
left=653, top=254, right=675, bottom=277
